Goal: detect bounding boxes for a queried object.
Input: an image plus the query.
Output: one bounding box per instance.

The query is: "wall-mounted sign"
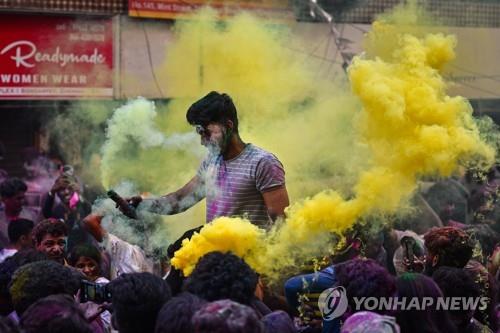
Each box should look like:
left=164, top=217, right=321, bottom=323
left=0, top=15, right=114, bottom=99
left=129, top=0, right=292, bottom=21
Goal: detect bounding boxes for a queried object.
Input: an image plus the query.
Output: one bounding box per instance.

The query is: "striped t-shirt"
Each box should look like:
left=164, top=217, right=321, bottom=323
left=197, top=144, right=285, bottom=228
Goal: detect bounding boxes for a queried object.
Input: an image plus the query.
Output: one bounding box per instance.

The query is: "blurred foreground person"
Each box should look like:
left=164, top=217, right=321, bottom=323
left=192, top=299, right=264, bottom=333
left=0, top=219, right=34, bottom=263
left=20, top=294, right=93, bottom=333
left=109, top=272, right=171, bottom=333
left=0, top=178, right=37, bottom=247
left=154, top=292, right=206, bottom=333
left=433, top=267, right=493, bottom=333
left=395, top=273, right=457, bottom=333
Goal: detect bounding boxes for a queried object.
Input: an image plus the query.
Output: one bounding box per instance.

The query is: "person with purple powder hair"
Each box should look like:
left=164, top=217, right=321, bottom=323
left=261, top=310, right=297, bottom=333
left=341, top=311, right=400, bottom=333
left=192, top=299, right=264, bottom=333
left=334, top=258, right=397, bottom=318
left=395, top=273, right=457, bottom=333
left=20, top=294, right=94, bottom=333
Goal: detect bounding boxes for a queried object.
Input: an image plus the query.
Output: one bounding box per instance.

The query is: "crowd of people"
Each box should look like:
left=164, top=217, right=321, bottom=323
left=0, top=91, right=499, bottom=333
left=0, top=163, right=498, bottom=333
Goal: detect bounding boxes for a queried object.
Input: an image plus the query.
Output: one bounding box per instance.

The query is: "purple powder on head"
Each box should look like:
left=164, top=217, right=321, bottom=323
left=261, top=310, right=297, bottom=333
left=341, top=311, right=400, bottom=333
left=192, top=299, right=264, bottom=333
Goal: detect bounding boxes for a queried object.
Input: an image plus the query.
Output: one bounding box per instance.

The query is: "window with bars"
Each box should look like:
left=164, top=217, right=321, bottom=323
left=2, top=0, right=500, bottom=26
left=0, top=0, right=127, bottom=15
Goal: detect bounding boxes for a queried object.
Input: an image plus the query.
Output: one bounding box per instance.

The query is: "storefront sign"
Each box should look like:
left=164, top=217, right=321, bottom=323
left=129, top=0, right=292, bottom=20
left=0, top=15, right=113, bottom=99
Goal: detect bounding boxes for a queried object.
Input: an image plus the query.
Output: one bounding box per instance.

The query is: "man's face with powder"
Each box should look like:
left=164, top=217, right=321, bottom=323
left=196, top=122, right=230, bottom=154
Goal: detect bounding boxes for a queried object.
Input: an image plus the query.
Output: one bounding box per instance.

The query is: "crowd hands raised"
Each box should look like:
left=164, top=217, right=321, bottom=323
left=0, top=164, right=499, bottom=333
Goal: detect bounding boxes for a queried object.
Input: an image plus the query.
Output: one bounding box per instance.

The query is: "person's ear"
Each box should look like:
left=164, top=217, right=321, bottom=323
left=432, top=254, right=439, bottom=267
left=226, top=120, right=234, bottom=131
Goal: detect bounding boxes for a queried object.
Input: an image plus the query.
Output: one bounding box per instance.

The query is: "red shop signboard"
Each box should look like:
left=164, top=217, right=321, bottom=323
left=0, top=15, right=114, bottom=99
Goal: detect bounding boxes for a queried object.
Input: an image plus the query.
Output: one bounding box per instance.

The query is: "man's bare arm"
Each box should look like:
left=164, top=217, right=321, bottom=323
left=262, top=186, right=290, bottom=221
left=145, top=175, right=205, bottom=215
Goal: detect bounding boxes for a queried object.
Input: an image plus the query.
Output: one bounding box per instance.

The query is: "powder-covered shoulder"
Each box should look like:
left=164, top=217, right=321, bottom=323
left=247, top=144, right=282, bottom=165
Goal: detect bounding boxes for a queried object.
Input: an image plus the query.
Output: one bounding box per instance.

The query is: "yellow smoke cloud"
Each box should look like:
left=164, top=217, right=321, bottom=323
left=159, top=10, right=367, bottom=202
left=172, top=217, right=266, bottom=276
left=99, top=10, right=365, bottom=242
left=171, top=8, right=495, bottom=278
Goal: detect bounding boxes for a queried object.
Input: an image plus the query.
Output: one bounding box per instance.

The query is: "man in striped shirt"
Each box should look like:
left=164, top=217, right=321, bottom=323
left=130, top=91, right=289, bottom=228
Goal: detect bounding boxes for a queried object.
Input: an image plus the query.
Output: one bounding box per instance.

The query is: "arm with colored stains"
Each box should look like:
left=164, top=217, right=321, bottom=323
left=116, top=175, right=205, bottom=217
left=143, top=175, right=206, bottom=215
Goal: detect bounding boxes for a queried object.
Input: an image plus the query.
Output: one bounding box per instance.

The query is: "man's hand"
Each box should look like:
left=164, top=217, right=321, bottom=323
left=80, top=300, right=111, bottom=323
left=120, top=196, right=143, bottom=209
left=108, top=191, right=140, bottom=219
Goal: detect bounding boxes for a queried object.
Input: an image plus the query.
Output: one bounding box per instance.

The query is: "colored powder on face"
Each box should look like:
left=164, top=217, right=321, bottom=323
left=171, top=5, right=495, bottom=279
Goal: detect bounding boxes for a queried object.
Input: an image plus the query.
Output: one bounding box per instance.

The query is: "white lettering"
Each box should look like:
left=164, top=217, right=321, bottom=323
left=478, top=297, right=489, bottom=311
left=52, top=75, right=63, bottom=84
left=436, top=297, right=449, bottom=310
left=462, top=297, right=480, bottom=311
left=21, top=74, right=32, bottom=83
left=364, top=297, right=378, bottom=311
left=450, top=297, right=461, bottom=310
left=1, top=41, right=106, bottom=68
left=422, top=297, right=434, bottom=310
left=379, top=297, right=392, bottom=311
left=406, top=297, right=419, bottom=310
left=392, top=297, right=406, bottom=310
left=0, top=41, right=36, bottom=68
left=1, top=74, right=11, bottom=83
left=352, top=297, right=366, bottom=311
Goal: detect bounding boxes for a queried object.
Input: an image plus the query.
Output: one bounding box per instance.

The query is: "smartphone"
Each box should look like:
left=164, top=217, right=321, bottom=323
left=80, top=280, right=112, bottom=304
